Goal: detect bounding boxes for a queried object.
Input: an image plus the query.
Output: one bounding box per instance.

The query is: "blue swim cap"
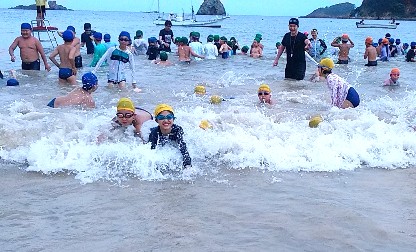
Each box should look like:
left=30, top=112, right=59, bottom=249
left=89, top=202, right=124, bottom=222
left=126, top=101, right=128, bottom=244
left=104, top=33, right=111, bottom=42
left=7, top=78, right=19, bottom=86
left=389, top=38, right=394, bottom=43
left=93, top=32, right=102, bottom=40
left=62, top=30, right=74, bottom=42
left=66, top=26, right=75, bottom=33
left=21, top=23, right=32, bottom=30
left=411, top=42, right=416, bottom=47
left=378, top=38, right=383, bottom=43
left=372, top=42, right=378, bottom=47
left=82, top=72, right=98, bottom=90
left=395, top=38, right=400, bottom=44
left=148, top=37, right=157, bottom=43
left=404, top=42, right=409, bottom=47
left=119, top=31, right=130, bottom=41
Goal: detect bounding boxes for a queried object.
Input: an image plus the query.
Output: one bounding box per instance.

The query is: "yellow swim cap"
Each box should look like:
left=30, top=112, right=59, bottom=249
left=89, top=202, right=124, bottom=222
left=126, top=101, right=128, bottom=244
left=194, top=85, right=206, bottom=95
left=154, top=103, right=174, bottom=117
left=117, top=98, right=135, bottom=112
left=210, top=95, right=223, bottom=104
left=258, top=84, right=271, bottom=93
left=319, top=58, right=334, bottom=70
left=309, top=115, right=323, bottom=128
left=199, top=120, right=213, bottom=130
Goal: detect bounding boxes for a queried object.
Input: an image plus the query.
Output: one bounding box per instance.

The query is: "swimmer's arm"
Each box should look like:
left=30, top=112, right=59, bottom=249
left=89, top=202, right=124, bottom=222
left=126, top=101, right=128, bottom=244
left=190, top=49, right=204, bottom=59
left=49, top=48, right=60, bottom=68
left=8, top=38, right=19, bottom=62
left=273, top=45, right=285, bottom=65
left=349, top=38, right=354, bottom=47
left=69, top=46, right=77, bottom=70
left=364, top=48, right=368, bottom=59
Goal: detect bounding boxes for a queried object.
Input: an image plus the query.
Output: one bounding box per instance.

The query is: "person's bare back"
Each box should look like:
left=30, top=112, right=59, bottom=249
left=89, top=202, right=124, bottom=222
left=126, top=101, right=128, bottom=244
left=365, top=46, right=377, bottom=61
left=250, top=46, right=263, bottom=58
left=338, top=43, right=354, bottom=60
left=53, top=87, right=95, bottom=108
left=178, top=45, right=191, bottom=61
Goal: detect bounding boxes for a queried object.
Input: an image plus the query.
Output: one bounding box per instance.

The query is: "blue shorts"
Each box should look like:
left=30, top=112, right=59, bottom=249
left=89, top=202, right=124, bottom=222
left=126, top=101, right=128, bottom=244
left=59, top=68, right=73, bottom=80
left=346, top=87, right=360, bottom=107
left=47, top=98, right=56, bottom=108
left=222, top=52, right=229, bottom=59
left=337, top=59, right=349, bottom=64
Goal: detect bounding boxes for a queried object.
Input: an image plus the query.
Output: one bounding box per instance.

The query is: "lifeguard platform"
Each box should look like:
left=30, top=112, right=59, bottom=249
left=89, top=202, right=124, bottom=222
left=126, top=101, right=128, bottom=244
left=31, top=19, right=59, bottom=48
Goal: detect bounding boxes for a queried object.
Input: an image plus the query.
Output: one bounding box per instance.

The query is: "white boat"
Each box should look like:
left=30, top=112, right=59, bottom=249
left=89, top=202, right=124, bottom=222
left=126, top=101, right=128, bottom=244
left=355, top=22, right=400, bottom=29
left=153, top=1, right=223, bottom=28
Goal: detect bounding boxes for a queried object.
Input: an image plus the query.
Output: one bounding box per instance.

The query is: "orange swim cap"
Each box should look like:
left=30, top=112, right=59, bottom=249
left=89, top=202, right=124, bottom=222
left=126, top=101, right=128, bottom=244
left=382, top=38, right=389, bottom=45
left=390, top=68, right=400, bottom=75
left=341, top=34, right=349, bottom=41
left=365, top=37, right=373, bottom=44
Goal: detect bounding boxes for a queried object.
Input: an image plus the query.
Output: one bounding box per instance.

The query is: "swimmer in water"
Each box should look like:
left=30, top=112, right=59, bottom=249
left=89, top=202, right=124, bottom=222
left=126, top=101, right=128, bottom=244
left=383, top=68, right=400, bottom=86
left=49, top=30, right=77, bottom=85
left=47, top=72, right=98, bottom=108
left=257, top=84, right=273, bottom=105
left=148, top=104, right=192, bottom=169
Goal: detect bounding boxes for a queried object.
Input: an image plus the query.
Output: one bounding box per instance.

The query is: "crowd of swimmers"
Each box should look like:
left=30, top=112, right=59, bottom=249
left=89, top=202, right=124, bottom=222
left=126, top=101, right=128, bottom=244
left=2, top=18, right=413, bottom=169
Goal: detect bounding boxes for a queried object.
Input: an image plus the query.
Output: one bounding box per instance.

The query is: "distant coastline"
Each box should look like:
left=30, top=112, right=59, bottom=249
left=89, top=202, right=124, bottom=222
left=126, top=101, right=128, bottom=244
left=9, top=4, right=71, bottom=11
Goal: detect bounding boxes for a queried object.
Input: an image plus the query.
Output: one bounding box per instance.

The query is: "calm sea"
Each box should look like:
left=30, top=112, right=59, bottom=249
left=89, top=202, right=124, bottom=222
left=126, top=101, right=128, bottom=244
left=0, top=9, right=415, bottom=251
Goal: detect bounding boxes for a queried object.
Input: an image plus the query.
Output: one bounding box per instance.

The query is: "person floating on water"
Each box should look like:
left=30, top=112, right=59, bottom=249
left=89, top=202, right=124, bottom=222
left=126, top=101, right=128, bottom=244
left=49, top=30, right=77, bottom=85
left=9, top=23, right=51, bottom=71
left=93, top=31, right=138, bottom=90
left=258, top=84, right=273, bottom=105
left=149, top=104, right=192, bottom=169
left=331, top=34, right=354, bottom=64
left=383, top=68, right=400, bottom=86
left=110, top=98, right=153, bottom=140
left=364, top=37, right=377, bottom=67
left=273, top=18, right=311, bottom=80
left=47, top=72, right=98, bottom=108
left=317, top=58, right=360, bottom=109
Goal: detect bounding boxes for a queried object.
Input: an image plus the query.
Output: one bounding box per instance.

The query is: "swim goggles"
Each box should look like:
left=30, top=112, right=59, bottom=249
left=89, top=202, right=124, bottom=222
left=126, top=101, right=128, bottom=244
left=116, top=112, right=134, bottom=118
left=156, top=114, right=175, bottom=121
left=258, top=92, right=270, bottom=96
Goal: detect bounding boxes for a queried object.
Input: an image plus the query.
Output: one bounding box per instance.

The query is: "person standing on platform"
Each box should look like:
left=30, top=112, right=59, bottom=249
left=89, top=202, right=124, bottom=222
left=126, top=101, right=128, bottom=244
left=273, top=18, right=310, bottom=80
left=35, top=0, right=47, bottom=27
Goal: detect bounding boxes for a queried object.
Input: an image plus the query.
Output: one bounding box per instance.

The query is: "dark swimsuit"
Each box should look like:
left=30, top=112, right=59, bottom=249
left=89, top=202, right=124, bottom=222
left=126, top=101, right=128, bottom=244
left=337, top=59, right=349, bottom=64
left=75, top=55, right=82, bottom=68
left=22, top=59, right=40, bottom=70
left=47, top=98, right=56, bottom=108
left=365, top=61, right=377, bottom=66
left=59, top=68, right=73, bottom=79
left=345, top=87, right=360, bottom=107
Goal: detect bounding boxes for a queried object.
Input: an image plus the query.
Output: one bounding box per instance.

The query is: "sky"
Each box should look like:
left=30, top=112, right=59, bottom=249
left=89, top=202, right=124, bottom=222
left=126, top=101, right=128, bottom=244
left=1, top=0, right=364, bottom=16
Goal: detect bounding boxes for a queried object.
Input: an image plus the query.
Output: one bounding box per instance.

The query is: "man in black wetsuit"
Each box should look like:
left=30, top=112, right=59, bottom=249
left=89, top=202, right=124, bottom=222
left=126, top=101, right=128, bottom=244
left=273, top=18, right=310, bottom=80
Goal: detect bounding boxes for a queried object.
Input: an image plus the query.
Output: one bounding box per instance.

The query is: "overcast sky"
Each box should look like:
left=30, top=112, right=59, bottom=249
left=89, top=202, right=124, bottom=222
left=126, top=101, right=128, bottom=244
left=1, top=0, right=364, bottom=16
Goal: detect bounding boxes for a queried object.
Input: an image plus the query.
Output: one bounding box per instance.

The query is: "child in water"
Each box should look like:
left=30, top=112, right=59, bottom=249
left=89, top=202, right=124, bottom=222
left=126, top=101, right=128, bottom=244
left=258, top=84, right=273, bottom=105
left=219, top=36, right=231, bottom=59
left=383, top=68, right=400, bottom=86
left=318, top=58, right=360, bottom=109
left=148, top=104, right=192, bottom=169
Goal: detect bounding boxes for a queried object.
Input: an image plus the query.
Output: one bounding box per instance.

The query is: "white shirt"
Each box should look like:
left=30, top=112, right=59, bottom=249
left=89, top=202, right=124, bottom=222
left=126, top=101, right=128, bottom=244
left=204, top=42, right=218, bottom=59
left=189, top=41, right=205, bottom=61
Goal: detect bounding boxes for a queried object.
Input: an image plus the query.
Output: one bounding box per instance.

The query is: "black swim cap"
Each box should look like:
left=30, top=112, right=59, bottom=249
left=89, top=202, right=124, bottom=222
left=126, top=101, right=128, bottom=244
left=289, top=18, right=299, bottom=26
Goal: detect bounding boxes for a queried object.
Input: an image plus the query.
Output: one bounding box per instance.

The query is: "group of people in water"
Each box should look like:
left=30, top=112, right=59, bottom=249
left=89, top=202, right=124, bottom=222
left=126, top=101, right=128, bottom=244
left=3, top=17, right=412, bottom=169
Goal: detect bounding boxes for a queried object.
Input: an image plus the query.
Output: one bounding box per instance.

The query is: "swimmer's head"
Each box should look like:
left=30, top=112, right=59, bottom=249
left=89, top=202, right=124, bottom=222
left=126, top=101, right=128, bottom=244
left=93, top=32, right=102, bottom=41
left=134, top=30, right=143, bottom=39
left=21, top=23, right=32, bottom=30
left=164, top=20, right=172, bottom=28
left=160, top=51, right=168, bottom=61
left=241, top=46, right=249, bottom=53
left=154, top=104, right=174, bottom=118
left=318, top=58, right=334, bottom=75
left=303, top=31, right=309, bottom=37
left=81, top=72, right=98, bottom=91
left=174, top=37, right=181, bottom=44
left=258, top=84, right=271, bottom=93
left=104, top=34, right=111, bottom=42
left=84, top=23, right=91, bottom=31
left=276, top=42, right=281, bottom=48
left=395, top=38, right=401, bottom=44
left=258, top=84, right=271, bottom=104
left=6, top=78, right=19, bottom=86
left=181, top=37, right=188, bottom=45
left=411, top=42, right=416, bottom=49
left=378, top=38, right=383, bottom=44
left=372, top=42, right=378, bottom=47
left=385, top=33, right=391, bottom=39
left=389, top=38, right=395, bottom=44
left=117, top=98, right=135, bottom=113
left=365, top=37, right=373, bottom=45
left=66, top=26, right=75, bottom=33
left=62, top=30, right=74, bottom=42
left=341, top=34, right=349, bottom=42
left=382, top=38, right=389, bottom=45
left=148, top=37, right=157, bottom=44
left=390, top=68, right=400, bottom=82
left=213, top=35, right=220, bottom=42
left=207, top=35, right=214, bottom=42
left=403, top=42, right=409, bottom=49
left=254, top=37, right=260, bottom=43
left=119, top=31, right=131, bottom=41
left=255, top=34, right=262, bottom=40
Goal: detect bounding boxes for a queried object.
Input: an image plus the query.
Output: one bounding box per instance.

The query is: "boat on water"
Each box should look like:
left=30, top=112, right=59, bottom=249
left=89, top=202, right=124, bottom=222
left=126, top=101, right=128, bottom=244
left=153, top=1, right=224, bottom=28
left=355, top=22, right=400, bottom=29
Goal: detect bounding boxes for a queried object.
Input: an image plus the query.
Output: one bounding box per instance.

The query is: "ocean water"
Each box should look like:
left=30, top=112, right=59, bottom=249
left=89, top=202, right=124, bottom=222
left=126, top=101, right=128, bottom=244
left=0, top=9, right=415, bottom=251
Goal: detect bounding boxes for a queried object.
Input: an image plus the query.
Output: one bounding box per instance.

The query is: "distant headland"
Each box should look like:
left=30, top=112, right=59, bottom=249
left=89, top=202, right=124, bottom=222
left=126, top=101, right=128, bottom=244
left=302, top=0, right=416, bottom=20
left=10, top=1, right=71, bottom=11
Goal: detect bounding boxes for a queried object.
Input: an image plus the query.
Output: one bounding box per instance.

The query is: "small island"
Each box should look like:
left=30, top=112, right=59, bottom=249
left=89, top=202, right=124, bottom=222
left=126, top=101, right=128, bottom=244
left=197, top=0, right=226, bottom=15
left=10, top=1, right=71, bottom=11
left=301, top=2, right=355, bottom=18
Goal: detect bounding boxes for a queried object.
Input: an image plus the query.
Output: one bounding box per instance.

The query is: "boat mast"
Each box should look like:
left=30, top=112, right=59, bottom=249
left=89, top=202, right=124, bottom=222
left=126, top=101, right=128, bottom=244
left=157, top=0, right=160, bottom=18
